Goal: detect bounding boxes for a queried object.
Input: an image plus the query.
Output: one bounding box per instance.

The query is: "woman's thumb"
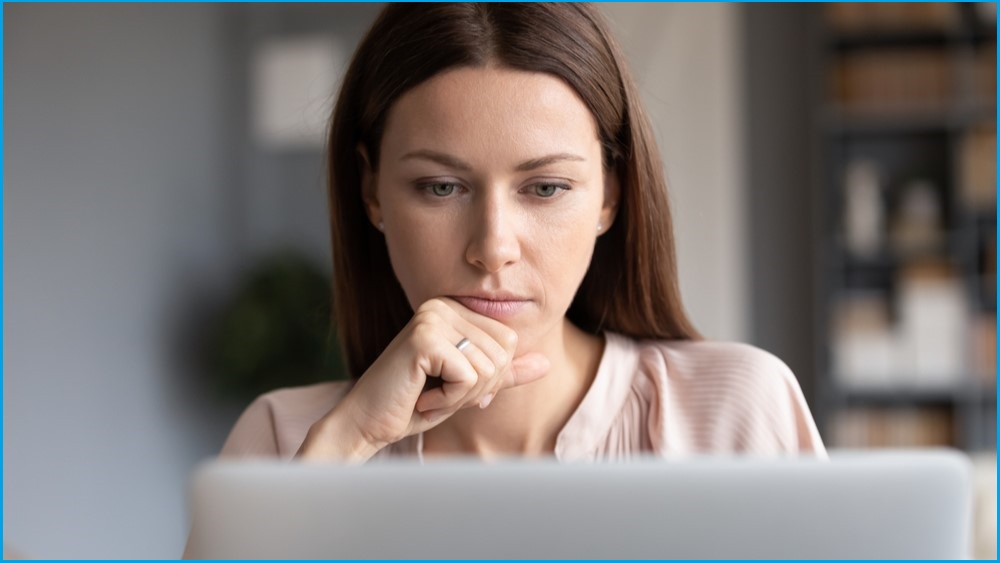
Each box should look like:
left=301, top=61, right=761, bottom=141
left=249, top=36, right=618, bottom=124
left=505, top=353, right=551, bottom=388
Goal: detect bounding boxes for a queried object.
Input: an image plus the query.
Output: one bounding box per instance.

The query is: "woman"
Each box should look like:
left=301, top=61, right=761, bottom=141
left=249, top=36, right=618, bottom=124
left=219, top=3, right=825, bottom=462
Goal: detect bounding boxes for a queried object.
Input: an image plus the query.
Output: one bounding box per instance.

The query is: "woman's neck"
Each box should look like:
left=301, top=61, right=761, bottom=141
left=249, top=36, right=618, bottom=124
left=423, top=319, right=605, bottom=458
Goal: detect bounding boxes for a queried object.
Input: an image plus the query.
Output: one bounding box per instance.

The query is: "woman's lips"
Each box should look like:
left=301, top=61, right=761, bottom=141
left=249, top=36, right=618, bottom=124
left=453, top=296, right=530, bottom=320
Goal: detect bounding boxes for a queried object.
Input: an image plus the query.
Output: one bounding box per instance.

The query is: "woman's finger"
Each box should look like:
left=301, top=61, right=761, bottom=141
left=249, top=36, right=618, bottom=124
left=458, top=350, right=550, bottom=412
left=411, top=341, right=495, bottom=428
left=435, top=297, right=531, bottom=399
left=438, top=297, right=519, bottom=355
left=415, top=338, right=495, bottom=412
left=501, top=352, right=551, bottom=389
left=416, top=297, right=551, bottom=412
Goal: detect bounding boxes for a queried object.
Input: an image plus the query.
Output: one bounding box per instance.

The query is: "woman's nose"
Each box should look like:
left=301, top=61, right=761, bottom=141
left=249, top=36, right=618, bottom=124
left=464, top=194, right=521, bottom=273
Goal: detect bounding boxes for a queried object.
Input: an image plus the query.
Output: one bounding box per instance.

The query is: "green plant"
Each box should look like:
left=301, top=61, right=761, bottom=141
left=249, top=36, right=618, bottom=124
left=208, top=251, right=347, bottom=402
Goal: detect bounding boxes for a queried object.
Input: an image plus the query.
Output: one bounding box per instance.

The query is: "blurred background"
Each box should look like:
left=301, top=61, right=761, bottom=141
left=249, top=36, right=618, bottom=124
left=3, top=2, right=995, bottom=558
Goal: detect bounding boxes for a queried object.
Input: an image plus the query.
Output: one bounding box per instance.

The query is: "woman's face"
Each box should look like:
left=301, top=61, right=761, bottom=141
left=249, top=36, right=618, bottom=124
left=364, top=66, right=617, bottom=351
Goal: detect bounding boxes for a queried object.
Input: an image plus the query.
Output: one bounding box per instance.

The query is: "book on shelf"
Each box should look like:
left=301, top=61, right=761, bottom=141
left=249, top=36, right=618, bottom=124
left=832, top=49, right=952, bottom=113
left=970, top=313, right=997, bottom=387
left=831, top=261, right=971, bottom=390
left=981, top=234, right=996, bottom=309
left=831, top=406, right=954, bottom=448
left=831, top=291, right=897, bottom=388
left=959, top=124, right=997, bottom=211
left=896, top=261, right=969, bottom=387
left=825, top=3, right=959, bottom=34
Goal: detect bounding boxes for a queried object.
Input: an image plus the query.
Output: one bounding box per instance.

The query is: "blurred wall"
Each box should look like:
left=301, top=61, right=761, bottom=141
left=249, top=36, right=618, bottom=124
left=742, top=4, right=818, bottom=402
left=3, top=3, right=750, bottom=558
left=3, top=4, right=242, bottom=558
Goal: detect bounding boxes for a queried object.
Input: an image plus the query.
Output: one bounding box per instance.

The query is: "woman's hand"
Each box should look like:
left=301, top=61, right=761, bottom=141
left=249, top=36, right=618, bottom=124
left=296, top=297, right=550, bottom=462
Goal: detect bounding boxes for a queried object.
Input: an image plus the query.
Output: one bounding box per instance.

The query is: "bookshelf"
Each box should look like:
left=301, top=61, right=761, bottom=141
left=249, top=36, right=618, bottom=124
left=815, top=2, right=996, bottom=452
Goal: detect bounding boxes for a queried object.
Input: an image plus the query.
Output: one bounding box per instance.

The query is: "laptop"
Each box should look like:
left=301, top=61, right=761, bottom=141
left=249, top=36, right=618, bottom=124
left=185, top=450, right=972, bottom=559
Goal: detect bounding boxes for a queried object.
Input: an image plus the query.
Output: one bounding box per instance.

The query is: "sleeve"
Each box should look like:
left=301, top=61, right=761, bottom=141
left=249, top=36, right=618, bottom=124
left=651, top=341, right=828, bottom=457
left=735, top=347, right=828, bottom=458
left=217, top=395, right=281, bottom=459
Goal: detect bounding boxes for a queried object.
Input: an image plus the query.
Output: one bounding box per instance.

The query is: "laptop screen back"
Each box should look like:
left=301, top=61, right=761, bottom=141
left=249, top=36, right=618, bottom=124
left=185, top=450, right=971, bottom=559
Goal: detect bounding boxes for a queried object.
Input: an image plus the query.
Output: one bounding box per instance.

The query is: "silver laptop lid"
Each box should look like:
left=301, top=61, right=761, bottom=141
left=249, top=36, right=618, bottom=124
left=186, top=450, right=972, bottom=559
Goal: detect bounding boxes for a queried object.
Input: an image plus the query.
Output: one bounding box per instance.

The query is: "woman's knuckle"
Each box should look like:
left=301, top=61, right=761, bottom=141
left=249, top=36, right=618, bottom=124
left=417, top=298, right=448, bottom=316
left=412, top=307, right=437, bottom=326
left=500, top=328, right=518, bottom=350
left=489, top=351, right=506, bottom=372
left=411, top=320, right=437, bottom=346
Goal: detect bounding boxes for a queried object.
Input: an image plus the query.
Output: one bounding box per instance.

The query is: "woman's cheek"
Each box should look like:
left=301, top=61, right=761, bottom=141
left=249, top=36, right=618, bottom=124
left=384, top=230, right=445, bottom=306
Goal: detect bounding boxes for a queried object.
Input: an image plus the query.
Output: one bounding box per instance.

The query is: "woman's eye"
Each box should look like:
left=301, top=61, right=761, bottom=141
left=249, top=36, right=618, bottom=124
left=533, top=184, right=566, bottom=198
left=427, top=183, right=457, bottom=197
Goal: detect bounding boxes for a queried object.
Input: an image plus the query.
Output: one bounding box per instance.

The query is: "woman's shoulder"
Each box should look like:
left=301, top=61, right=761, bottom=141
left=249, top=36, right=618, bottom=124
left=612, top=334, right=794, bottom=389
left=219, top=380, right=356, bottom=459
left=604, top=333, right=826, bottom=455
left=635, top=337, right=802, bottom=408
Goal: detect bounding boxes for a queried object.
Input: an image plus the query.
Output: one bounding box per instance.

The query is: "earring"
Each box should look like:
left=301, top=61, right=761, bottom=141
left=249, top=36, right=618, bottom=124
left=378, top=221, right=384, bottom=232
left=597, top=223, right=603, bottom=232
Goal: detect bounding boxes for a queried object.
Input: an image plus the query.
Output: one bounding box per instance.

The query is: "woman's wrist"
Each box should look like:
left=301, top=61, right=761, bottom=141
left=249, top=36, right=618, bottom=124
left=296, top=397, right=387, bottom=463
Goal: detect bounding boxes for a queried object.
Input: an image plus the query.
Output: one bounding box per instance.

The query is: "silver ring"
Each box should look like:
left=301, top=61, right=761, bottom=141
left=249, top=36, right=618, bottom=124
left=455, top=337, right=471, bottom=352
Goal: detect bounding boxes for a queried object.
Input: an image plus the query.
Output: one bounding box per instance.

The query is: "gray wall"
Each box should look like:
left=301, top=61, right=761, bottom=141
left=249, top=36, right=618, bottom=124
left=227, top=2, right=386, bottom=267
left=742, top=4, right=819, bottom=405
left=4, top=4, right=241, bottom=557
left=4, top=3, right=383, bottom=557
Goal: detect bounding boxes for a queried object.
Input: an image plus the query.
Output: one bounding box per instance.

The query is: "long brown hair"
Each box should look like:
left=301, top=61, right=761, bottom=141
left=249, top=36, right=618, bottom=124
left=327, top=3, right=700, bottom=378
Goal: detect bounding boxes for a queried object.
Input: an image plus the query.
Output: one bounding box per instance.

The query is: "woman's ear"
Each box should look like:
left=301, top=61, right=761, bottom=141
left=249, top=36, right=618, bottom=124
left=598, top=169, right=620, bottom=234
left=358, top=144, right=383, bottom=231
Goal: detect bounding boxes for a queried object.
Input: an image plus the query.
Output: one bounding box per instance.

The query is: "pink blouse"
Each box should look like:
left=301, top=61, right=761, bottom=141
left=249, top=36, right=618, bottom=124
left=218, top=332, right=827, bottom=460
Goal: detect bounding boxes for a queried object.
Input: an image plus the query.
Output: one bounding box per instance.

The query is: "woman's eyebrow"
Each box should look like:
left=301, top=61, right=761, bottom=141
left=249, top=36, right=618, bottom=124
left=400, top=150, right=586, bottom=172
left=400, top=150, right=472, bottom=171
left=515, top=153, right=586, bottom=171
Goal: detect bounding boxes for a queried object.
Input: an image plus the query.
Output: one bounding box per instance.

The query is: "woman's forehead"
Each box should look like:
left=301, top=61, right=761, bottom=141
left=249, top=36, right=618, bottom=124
left=379, top=66, right=602, bottom=167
